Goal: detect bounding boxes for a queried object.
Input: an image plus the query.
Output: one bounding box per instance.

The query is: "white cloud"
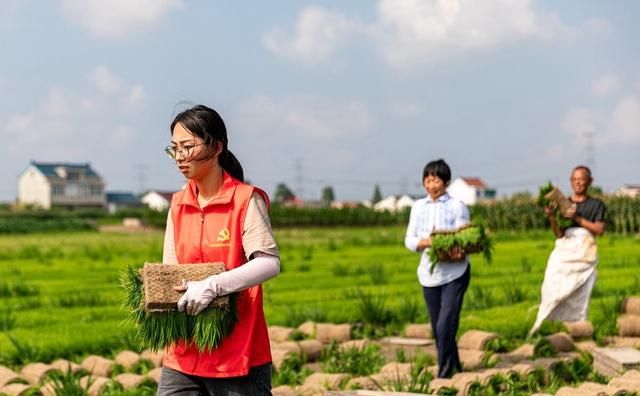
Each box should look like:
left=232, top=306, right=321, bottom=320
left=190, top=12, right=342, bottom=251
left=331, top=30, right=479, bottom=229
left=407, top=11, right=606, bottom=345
left=561, top=94, right=640, bottom=146
left=88, top=66, right=122, bottom=94
left=110, top=125, right=135, bottom=146
left=62, top=0, right=182, bottom=39
left=127, top=84, right=147, bottom=108
left=607, top=96, right=640, bottom=144
left=372, top=0, right=564, bottom=68
left=264, top=0, right=568, bottom=68
left=263, top=6, right=352, bottom=64
left=2, top=68, right=147, bottom=156
left=583, top=18, right=613, bottom=37
left=561, top=107, right=597, bottom=138
left=591, top=73, right=620, bottom=98
left=234, top=94, right=372, bottom=139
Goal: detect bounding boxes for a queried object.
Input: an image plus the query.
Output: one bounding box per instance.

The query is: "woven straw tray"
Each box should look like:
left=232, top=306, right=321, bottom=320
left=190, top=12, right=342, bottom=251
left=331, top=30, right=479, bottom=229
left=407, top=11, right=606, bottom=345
left=141, top=262, right=228, bottom=311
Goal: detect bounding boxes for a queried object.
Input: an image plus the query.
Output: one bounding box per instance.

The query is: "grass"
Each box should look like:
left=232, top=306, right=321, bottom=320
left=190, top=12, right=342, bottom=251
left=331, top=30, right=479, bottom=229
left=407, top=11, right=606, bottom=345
left=0, top=227, right=639, bottom=365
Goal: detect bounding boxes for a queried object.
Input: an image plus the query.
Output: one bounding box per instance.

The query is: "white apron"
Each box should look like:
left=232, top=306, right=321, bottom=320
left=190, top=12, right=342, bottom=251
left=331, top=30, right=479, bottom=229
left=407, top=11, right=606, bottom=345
left=529, top=227, right=598, bottom=337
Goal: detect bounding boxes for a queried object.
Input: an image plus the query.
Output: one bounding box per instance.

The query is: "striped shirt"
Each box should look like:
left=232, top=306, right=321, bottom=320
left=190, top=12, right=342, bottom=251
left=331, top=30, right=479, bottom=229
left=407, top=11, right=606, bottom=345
left=404, top=193, right=470, bottom=287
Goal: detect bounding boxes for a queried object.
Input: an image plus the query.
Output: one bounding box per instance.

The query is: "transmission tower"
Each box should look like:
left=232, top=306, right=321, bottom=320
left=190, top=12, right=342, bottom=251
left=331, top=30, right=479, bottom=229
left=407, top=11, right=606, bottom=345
left=584, top=131, right=595, bottom=170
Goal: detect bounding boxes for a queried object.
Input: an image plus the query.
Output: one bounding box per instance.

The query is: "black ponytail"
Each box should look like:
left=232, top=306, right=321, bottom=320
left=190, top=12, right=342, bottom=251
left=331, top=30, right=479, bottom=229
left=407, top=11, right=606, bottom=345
left=220, top=150, right=244, bottom=182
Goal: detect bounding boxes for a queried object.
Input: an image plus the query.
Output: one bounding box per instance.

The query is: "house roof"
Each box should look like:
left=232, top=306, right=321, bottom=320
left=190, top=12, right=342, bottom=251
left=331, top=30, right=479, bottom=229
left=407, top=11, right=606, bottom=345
left=461, top=177, right=487, bottom=188
left=144, top=190, right=176, bottom=202
left=106, top=192, right=141, bottom=204
left=31, top=161, right=100, bottom=178
left=621, top=184, right=640, bottom=190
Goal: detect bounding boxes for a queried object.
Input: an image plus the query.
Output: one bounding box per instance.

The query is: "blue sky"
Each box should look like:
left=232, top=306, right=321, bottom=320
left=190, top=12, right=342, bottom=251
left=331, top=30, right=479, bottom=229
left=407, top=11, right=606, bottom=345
left=1, top=0, right=639, bottom=202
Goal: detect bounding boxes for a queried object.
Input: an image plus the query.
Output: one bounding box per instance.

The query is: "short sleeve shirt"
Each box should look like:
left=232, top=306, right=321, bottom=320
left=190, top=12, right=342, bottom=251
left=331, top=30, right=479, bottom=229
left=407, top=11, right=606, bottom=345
left=571, top=197, right=606, bottom=226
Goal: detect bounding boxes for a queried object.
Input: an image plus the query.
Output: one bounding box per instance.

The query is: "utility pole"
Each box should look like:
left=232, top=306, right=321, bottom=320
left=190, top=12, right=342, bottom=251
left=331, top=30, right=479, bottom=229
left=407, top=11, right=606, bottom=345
left=294, top=158, right=303, bottom=200
left=135, top=164, right=148, bottom=194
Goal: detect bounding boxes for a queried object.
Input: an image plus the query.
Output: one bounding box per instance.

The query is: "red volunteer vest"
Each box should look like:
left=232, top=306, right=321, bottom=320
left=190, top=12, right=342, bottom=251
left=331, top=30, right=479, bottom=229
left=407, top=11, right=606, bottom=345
left=162, top=172, right=272, bottom=377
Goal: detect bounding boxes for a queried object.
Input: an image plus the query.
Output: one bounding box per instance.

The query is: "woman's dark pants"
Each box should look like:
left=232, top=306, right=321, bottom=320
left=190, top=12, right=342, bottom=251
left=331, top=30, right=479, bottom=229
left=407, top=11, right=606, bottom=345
left=422, top=266, right=470, bottom=378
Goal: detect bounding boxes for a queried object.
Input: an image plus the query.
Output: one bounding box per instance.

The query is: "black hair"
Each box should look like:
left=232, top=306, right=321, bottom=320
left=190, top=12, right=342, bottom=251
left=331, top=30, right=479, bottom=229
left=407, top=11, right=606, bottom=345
left=422, top=159, right=451, bottom=184
left=170, top=104, right=244, bottom=182
left=572, top=165, right=592, bottom=181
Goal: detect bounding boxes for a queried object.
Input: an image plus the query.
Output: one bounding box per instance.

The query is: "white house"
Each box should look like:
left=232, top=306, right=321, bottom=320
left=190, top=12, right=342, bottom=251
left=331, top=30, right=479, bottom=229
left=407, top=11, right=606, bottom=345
left=373, top=194, right=415, bottom=212
left=447, top=177, right=496, bottom=206
left=616, top=185, right=640, bottom=198
left=18, top=161, right=105, bottom=209
left=141, top=190, right=175, bottom=211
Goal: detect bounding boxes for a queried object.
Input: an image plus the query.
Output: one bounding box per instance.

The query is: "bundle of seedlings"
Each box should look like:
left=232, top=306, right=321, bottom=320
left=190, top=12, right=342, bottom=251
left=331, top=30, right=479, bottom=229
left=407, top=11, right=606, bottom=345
left=122, top=262, right=237, bottom=352
left=427, top=224, right=493, bottom=273
left=537, top=181, right=573, bottom=229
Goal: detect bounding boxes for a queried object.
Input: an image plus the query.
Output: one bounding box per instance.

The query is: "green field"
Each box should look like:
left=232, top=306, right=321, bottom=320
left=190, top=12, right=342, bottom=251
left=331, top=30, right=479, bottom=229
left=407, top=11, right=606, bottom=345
left=1, top=227, right=639, bottom=366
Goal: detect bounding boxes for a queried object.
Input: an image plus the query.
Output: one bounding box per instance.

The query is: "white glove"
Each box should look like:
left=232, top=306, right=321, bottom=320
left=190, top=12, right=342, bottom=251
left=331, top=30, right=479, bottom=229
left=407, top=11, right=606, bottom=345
left=175, top=253, right=280, bottom=316
left=175, top=277, right=219, bottom=316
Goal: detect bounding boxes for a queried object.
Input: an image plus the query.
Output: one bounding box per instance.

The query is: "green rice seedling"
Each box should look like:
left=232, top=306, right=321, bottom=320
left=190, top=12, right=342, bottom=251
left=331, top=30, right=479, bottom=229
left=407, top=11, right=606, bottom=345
left=331, top=263, right=350, bottom=277
left=131, top=359, right=156, bottom=375
left=109, top=364, right=126, bottom=378
left=352, top=289, right=394, bottom=326
left=121, top=265, right=238, bottom=352
left=464, top=285, right=495, bottom=310
left=433, top=386, right=458, bottom=396
left=367, top=262, right=388, bottom=285
left=533, top=337, right=557, bottom=358
left=465, top=380, right=484, bottom=396
left=484, top=373, right=508, bottom=395
left=395, top=295, right=421, bottom=324
left=0, top=307, right=16, bottom=331
left=484, top=337, right=511, bottom=353
left=395, top=348, right=407, bottom=363
left=11, top=283, right=40, bottom=297
left=272, top=353, right=312, bottom=386
left=383, top=364, right=432, bottom=394
left=56, top=292, right=106, bottom=308
left=288, top=329, right=306, bottom=341
left=49, top=368, right=88, bottom=396
left=427, top=224, right=493, bottom=273
left=503, top=281, right=528, bottom=305
left=537, top=182, right=573, bottom=229
left=592, top=293, right=625, bottom=339
left=327, top=239, right=339, bottom=251
left=297, top=262, right=311, bottom=272
left=520, top=256, right=532, bottom=273
left=321, top=342, right=385, bottom=376
left=301, top=245, right=314, bottom=260
left=6, top=334, right=43, bottom=365
left=0, top=281, right=40, bottom=298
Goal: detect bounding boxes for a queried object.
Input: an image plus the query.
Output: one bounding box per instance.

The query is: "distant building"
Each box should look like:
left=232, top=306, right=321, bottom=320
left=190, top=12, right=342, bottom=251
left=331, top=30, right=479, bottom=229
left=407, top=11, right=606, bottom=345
left=615, top=184, right=640, bottom=198
left=373, top=194, right=415, bottom=212
left=141, top=190, right=175, bottom=211
left=106, top=192, right=143, bottom=214
left=447, top=177, right=496, bottom=206
left=18, top=161, right=105, bottom=209
left=330, top=200, right=361, bottom=209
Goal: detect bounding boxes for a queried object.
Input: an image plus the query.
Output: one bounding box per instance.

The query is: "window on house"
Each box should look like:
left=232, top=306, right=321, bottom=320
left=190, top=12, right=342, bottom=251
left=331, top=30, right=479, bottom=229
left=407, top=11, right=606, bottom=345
left=66, top=170, right=80, bottom=181
left=52, top=185, right=65, bottom=196
left=90, top=185, right=102, bottom=196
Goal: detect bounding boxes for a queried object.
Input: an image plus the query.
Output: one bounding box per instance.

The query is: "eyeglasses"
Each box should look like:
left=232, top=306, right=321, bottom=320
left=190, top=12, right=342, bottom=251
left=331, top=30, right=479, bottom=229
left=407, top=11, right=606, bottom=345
left=164, top=143, right=205, bottom=160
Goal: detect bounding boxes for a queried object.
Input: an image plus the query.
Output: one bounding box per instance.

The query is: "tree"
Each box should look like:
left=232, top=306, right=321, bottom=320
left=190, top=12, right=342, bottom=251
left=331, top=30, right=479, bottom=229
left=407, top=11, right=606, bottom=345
left=274, top=183, right=295, bottom=204
left=321, top=186, right=335, bottom=207
left=372, top=184, right=382, bottom=204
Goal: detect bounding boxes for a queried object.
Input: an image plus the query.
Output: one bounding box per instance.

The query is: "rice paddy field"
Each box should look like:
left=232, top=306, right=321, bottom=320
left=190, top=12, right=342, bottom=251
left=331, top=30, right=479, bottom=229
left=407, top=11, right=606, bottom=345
left=0, top=227, right=639, bottom=365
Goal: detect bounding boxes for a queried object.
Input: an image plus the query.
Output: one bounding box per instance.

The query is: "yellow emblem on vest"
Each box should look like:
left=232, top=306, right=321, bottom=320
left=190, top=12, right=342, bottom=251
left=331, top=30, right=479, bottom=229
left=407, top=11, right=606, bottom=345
left=217, top=227, right=230, bottom=242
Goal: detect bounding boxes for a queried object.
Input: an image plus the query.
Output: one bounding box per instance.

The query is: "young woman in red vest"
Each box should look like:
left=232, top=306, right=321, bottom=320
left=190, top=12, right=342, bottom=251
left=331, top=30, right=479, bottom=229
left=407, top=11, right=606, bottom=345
left=157, top=104, right=280, bottom=395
